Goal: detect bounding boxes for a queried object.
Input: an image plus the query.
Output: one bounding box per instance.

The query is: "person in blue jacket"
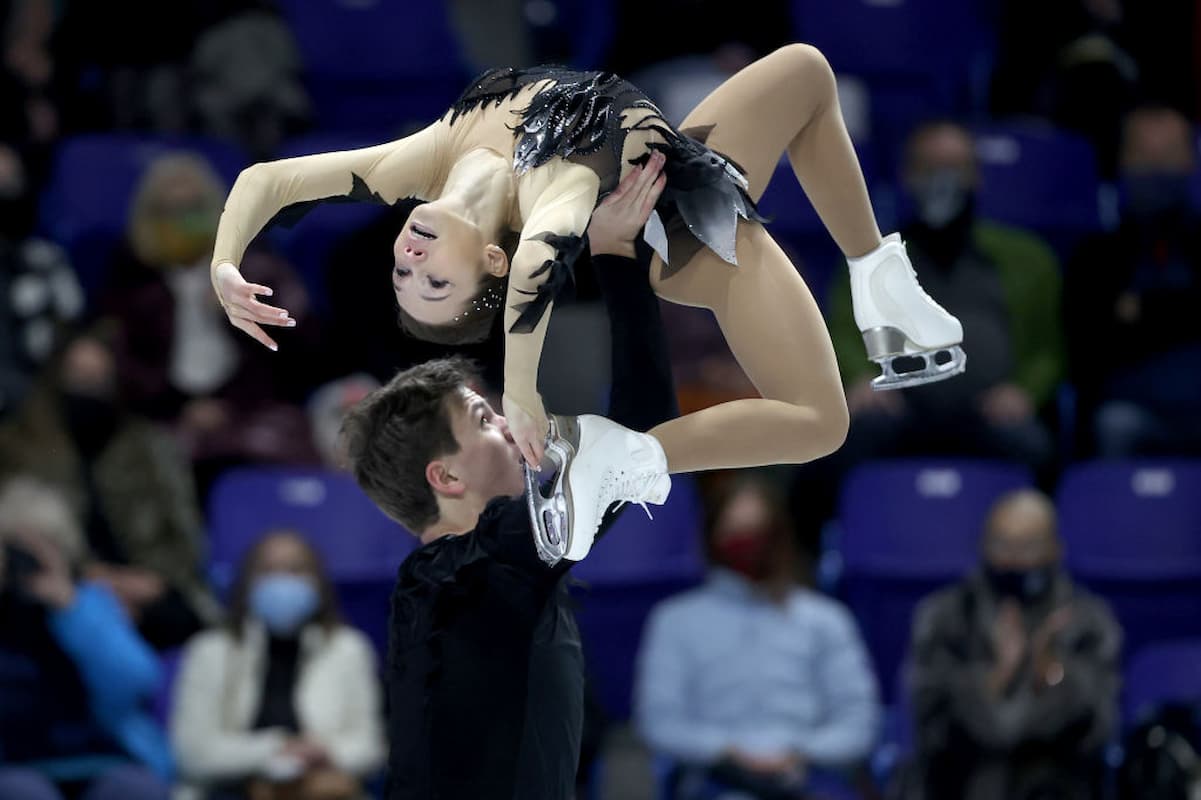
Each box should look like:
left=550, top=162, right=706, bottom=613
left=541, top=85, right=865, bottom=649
left=0, top=477, right=173, bottom=800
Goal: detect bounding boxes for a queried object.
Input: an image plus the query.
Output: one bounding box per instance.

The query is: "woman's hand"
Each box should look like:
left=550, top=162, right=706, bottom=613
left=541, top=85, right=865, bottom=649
left=503, top=392, right=549, bottom=469
left=211, top=261, right=295, bottom=351
left=588, top=151, right=667, bottom=258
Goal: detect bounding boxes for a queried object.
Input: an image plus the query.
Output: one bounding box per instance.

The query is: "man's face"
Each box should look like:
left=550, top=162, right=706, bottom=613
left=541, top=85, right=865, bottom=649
left=983, top=500, right=1060, bottom=572
left=439, top=387, right=526, bottom=505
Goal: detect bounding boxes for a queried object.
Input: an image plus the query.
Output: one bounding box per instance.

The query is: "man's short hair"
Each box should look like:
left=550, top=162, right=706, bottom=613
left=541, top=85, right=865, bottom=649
left=341, top=357, right=480, bottom=532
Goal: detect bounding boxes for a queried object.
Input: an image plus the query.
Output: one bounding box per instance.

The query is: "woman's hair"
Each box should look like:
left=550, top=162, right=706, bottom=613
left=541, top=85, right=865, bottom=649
left=225, top=529, right=342, bottom=637
left=0, top=477, right=86, bottom=567
left=396, top=273, right=506, bottom=346
left=700, top=471, right=806, bottom=581
left=127, top=152, right=225, bottom=266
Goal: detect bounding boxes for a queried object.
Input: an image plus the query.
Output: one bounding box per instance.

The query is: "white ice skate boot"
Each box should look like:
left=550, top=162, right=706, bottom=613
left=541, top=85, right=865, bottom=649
left=524, top=414, right=671, bottom=566
left=848, top=232, right=967, bottom=390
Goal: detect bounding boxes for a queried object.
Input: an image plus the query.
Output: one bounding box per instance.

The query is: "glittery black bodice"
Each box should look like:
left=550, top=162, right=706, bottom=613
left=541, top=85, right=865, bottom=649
left=448, top=66, right=662, bottom=196
left=448, top=66, right=766, bottom=277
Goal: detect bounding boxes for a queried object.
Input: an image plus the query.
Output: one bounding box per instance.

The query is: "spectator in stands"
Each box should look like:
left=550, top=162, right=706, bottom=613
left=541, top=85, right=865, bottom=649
left=904, top=489, right=1121, bottom=800
left=1065, top=106, right=1201, bottom=457
left=828, top=120, right=1062, bottom=469
left=171, top=529, right=385, bottom=800
left=0, top=329, right=220, bottom=649
left=307, top=373, right=381, bottom=471
left=101, top=152, right=322, bottom=490
left=989, top=0, right=1196, bottom=176
left=635, top=473, right=880, bottom=799
left=0, top=140, right=83, bottom=419
left=0, top=477, right=172, bottom=800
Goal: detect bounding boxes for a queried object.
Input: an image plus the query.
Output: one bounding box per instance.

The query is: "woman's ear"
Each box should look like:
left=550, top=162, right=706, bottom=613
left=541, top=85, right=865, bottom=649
left=483, top=243, right=510, bottom=278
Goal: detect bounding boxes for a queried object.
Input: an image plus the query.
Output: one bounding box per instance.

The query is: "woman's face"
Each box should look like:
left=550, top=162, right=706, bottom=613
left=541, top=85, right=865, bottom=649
left=392, top=205, right=494, bottom=325
left=253, top=533, right=318, bottom=581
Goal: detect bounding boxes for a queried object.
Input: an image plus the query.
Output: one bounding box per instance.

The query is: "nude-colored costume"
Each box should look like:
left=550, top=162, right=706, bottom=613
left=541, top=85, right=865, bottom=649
left=213, top=45, right=879, bottom=473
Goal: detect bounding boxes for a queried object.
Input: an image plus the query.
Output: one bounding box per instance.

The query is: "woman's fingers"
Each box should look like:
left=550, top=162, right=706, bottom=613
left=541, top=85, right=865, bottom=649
left=232, top=297, right=296, bottom=326
left=230, top=316, right=279, bottom=351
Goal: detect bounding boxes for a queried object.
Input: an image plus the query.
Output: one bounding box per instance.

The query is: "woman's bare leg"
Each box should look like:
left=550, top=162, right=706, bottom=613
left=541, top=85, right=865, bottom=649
left=649, top=224, right=848, bottom=472
left=682, top=43, right=881, bottom=256
left=643, top=44, right=883, bottom=471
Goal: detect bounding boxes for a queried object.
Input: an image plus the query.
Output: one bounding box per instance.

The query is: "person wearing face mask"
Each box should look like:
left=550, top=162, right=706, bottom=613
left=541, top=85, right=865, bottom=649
left=0, top=329, right=220, bottom=649
left=903, top=490, right=1121, bottom=800
left=827, top=121, right=1063, bottom=471
left=171, top=530, right=385, bottom=800
left=635, top=473, right=880, bottom=799
left=1065, top=105, right=1201, bottom=457
left=101, top=152, right=326, bottom=494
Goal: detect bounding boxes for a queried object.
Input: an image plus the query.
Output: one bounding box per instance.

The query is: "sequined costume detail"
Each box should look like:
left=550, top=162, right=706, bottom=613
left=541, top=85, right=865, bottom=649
left=449, top=66, right=766, bottom=284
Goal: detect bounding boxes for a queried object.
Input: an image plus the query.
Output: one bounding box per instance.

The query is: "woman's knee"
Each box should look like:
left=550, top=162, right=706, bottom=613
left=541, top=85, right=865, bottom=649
left=773, top=43, right=837, bottom=102
left=814, top=392, right=851, bottom=457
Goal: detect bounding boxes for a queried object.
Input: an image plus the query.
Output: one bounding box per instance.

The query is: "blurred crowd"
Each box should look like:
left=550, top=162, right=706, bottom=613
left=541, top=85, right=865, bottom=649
left=0, top=0, right=1199, bottom=799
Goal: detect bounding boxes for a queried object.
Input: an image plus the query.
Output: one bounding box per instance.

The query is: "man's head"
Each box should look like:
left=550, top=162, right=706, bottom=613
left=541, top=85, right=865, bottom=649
left=903, top=120, right=979, bottom=230
left=980, top=489, right=1062, bottom=602
left=340, top=357, right=525, bottom=537
left=1119, top=106, right=1196, bottom=222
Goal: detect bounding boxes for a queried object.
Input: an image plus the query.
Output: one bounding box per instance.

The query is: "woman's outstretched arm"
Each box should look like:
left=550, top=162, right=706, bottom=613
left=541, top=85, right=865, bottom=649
left=211, top=124, right=444, bottom=349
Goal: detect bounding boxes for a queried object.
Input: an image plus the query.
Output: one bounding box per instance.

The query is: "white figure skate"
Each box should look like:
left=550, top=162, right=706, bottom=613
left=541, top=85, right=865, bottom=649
left=524, top=414, right=671, bottom=566
left=848, top=232, right=967, bottom=390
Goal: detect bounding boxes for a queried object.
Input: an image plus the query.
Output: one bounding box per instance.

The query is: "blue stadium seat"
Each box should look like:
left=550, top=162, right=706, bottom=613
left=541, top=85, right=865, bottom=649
left=1057, top=461, right=1201, bottom=657
left=836, top=459, right=1033, bottom=699
left=38, top=134, right=249, bottom=303
left=207, top=466, right=417, bottom=655
left=1122, top=639, right=1201, bottom=725
left=972, top=123, right=1102, bottom=253
left=276, top=0, right=469, bottom=135
left=571, top=477, right=706, bottom=719
left=791, top=0, right=991, bottom=84
left=207, top=466, right=415, bottom=585
left=791, top=0, right=994, bottom=165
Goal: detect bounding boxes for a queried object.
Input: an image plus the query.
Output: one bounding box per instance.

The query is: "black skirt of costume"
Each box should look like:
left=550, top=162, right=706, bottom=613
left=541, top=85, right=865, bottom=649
left=447, top=66, right=767, bottom=280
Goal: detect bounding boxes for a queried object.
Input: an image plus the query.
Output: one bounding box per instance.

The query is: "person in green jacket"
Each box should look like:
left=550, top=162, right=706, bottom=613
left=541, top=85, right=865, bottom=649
left=788, top=120, right=1064, bottom=550
left=827, top=120, right=1063, bottom=468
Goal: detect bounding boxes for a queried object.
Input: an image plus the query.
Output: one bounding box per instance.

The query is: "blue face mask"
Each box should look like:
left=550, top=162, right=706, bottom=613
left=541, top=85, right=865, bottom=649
left=249, top=573, right=320, bottom=636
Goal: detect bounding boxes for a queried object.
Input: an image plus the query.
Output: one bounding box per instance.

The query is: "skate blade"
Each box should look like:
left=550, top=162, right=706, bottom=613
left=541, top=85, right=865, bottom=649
left=870, top=345, right=967, bottom=391
left=524, top=416, right=580, bottom=566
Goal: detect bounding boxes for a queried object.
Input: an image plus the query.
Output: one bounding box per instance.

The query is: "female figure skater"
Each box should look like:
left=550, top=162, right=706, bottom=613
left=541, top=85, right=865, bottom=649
left=211, top=44, right=964, bottom=485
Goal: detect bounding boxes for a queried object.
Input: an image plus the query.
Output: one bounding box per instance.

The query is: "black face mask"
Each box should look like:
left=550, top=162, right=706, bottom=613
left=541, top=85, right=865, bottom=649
left=59, top=391, right=122, bottom=454
left=984, top=564, right=1057, bottom=603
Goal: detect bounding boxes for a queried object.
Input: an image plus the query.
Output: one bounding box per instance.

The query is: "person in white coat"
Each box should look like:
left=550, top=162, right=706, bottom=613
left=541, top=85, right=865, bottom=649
left=170, top=530, right=385, bottom=800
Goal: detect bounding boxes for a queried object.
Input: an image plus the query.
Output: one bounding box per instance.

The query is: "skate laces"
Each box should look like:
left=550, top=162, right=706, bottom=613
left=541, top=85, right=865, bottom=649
left=601, top=467, right=663, bottom=520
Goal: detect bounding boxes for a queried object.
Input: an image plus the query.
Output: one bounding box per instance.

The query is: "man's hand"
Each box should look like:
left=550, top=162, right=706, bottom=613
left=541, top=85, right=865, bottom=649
left=1030, top=606, right=1073, bottom=690
left=726, top=748, right=807, bottom=779
left=588, top=151, right=667, bottom=258
left=12, top=530, right=75, bottom=610
left=988, top=599, right=1027, bottom=694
